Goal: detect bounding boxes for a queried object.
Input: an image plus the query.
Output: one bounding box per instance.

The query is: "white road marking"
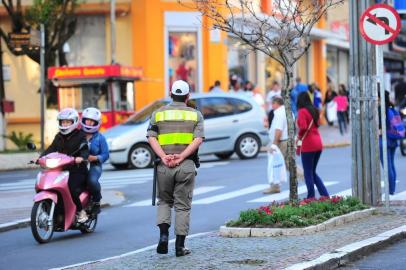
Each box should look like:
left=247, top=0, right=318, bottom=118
left=124, top=186, right=225, bottom=207
left=193, top=184, right=270, bottom=205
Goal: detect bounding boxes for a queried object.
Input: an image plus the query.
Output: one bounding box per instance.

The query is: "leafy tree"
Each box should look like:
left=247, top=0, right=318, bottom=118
left=0, top=0, right=78, bottom=106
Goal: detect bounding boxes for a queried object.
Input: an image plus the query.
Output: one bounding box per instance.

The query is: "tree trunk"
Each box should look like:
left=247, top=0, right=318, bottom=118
left=281, top=64, right=298, bottom=201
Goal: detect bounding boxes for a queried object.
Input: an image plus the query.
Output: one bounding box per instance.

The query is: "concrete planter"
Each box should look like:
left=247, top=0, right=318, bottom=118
left=0, top=152, right=38, bottom=171
left=220, top=208, right=375, bottom=238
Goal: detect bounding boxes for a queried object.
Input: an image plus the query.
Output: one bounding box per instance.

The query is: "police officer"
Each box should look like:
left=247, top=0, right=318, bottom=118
left=147, top=80, right=204, bottom=257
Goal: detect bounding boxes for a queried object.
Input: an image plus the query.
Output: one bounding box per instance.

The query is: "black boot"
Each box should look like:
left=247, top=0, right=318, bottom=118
left=156, top=223, right=169, bottom=254
left=91, top=202, right=101, bottom=215
left=175, top=235, right=191, bottom=257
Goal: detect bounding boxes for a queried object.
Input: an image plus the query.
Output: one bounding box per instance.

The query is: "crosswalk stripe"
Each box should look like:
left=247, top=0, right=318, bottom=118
left=124, top=186, right=225, bottom=207
left=199, top=161, right=229, bottom=169
left=193, top=184, right=270, bottom=205
left=333, top=188, right=352, bottom=197
left=248, top=181, right=339, bottom=203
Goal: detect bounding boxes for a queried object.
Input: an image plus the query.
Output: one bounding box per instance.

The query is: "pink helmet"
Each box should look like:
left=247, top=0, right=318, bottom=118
left=57, top=108, right=79, bottom=135
left=81, top=107, right=102, bottom=133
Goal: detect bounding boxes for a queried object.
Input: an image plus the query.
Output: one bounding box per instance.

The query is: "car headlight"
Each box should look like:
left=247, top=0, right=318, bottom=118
left=45, top=158, right=60, bottom=168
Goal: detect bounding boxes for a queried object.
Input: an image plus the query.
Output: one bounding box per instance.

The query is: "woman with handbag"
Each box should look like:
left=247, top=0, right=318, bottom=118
left=296, top=92, right=329, bottom=199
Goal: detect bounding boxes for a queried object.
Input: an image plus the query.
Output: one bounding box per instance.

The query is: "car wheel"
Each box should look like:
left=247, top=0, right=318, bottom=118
left=128, top=144, right=154, bottom=169
left=215, top=151, right=234, bottom=160
left=235, top=134, right=260, bottom=159
left=111, top=163, right=129, bottom=170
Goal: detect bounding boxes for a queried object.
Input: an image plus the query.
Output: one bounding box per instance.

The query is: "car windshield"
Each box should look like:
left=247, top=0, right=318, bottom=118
left=123, top=100, right=168, bottom=125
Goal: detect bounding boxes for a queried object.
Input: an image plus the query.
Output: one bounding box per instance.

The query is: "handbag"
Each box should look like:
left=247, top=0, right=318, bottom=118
left=296, top=119, right=314, bottom=156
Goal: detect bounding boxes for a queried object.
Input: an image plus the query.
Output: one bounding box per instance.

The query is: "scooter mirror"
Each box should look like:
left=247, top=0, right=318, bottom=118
left=26, top=142, right=37, bottom=151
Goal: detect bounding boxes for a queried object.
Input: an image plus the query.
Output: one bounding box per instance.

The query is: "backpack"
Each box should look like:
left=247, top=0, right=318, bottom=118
left=387, top=108, right=405, bottom=139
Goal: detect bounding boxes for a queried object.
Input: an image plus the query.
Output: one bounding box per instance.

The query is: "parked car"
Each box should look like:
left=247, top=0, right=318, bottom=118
left=104, top=93, right=269, bottom=169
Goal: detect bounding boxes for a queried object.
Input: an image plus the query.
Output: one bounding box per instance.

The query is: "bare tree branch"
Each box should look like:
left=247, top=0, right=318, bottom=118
left=179, top=0, right=344, bottom=201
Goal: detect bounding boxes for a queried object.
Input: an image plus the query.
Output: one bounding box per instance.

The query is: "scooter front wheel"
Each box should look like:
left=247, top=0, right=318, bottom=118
left=31, top=200, right=54, bottom=243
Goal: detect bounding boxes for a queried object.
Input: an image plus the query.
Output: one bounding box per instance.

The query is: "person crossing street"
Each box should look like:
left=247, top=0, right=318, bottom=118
left=147, top=80, right=204, bottom=257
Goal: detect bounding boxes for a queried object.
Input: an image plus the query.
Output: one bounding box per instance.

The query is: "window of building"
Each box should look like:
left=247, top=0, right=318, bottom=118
left=65, top=15, right=106, bottom=66
left=59, top=84, right=111, bottom=111
left=168, top=32, right=199, bottom=92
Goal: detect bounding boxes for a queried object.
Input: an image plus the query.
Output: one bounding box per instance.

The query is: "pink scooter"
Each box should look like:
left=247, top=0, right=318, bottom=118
left=28, top=143, right=97, bottom=243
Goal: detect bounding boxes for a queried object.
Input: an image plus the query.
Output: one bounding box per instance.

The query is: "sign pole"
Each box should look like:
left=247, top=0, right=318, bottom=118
left=376, top=44, right=390, bottom=209
left=40, top=24, right=45, bottom=151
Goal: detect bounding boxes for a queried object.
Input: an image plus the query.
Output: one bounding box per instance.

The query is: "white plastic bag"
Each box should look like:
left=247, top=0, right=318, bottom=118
left=267, top=145, right=287, bottom=185
left=326, top=101, right=338, bottom=122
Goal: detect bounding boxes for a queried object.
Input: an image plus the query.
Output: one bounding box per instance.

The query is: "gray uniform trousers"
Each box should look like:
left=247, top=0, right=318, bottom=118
left=156, top=159, right=196, bottom=236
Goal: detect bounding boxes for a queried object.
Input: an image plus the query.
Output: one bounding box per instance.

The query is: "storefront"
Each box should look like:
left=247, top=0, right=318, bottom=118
left=132, top=0, right=229, bottom=110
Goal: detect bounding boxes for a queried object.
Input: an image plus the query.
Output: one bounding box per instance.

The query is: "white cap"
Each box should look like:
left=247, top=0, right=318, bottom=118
left=171, top=80, right=190, bottom=96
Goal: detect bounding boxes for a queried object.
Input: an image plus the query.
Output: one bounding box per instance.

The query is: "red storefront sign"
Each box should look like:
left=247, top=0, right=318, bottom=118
left=48, top=65, right=143, bottom=80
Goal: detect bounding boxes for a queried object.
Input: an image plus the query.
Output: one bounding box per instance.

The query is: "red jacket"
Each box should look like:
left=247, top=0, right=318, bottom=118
left=297, top=108, right=323, bottom=152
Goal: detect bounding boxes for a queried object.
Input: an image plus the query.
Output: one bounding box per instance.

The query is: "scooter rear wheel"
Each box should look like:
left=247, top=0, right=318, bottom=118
left=31, top=200, right=54, bottom=244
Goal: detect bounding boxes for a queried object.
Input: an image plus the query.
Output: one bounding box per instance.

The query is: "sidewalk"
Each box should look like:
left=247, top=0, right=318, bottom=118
left=61, top=206, right=406, bottom=270
left=0, top=189, right=125, bottom=232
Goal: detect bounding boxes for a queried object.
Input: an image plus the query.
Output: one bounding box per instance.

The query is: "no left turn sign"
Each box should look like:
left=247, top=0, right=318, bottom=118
left=360, top=4, right=401, bottom=45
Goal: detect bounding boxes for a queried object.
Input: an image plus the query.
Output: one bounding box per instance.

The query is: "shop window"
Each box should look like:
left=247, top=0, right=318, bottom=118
left=228, top=37, right=250, bottom=86
left=65, top=15, right=106, bottom=66
left=59, top=84, right=111, bottom=111
left=112, top=82, right=135, bottom=111
left=168, top=32, right=198, bottom=92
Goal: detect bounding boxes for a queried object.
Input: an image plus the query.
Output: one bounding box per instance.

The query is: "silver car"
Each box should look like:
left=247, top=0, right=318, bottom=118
left=104, top=93, right=269, bottom=169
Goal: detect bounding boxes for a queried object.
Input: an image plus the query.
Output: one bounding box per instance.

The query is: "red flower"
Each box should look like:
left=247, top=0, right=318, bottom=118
left=258, top=206, right=272, bottom=215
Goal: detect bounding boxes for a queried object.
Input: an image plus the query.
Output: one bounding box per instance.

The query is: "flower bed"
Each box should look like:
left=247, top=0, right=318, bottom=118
left=226, top=196, right=369, bottom=228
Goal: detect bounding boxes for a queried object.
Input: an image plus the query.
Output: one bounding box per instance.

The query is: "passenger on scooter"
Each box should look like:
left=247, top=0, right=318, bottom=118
left=39, top=108, right=89, bottom=223
left=81, top=107, right=109, bottom=214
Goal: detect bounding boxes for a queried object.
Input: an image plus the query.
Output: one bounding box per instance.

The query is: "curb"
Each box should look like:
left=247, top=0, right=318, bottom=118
left=283, top=225, right=406, bottom=270
left=220, top=208, right=375, bottom=238
left=0, top=202, right=111, bottom=233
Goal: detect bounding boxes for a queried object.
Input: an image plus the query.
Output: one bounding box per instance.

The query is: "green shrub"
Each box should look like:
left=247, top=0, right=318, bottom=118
left=4, top=131, right=34, bottom=150
left=227, top=196, right=369, bottom=228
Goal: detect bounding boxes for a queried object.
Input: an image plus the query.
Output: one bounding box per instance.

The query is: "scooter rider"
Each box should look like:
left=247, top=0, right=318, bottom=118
left=39, top=108, right=89, bottom=223
left=81, top=107, right=109, bottom=214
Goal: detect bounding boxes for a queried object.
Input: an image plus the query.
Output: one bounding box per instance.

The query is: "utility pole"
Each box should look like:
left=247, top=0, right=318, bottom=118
left=349, top=0, right=381, bottom=205
left=40, top=24, right=45, bottom=151
left=110, top=0, right=116, bottom=64
left=0, top=38, right=5, bottom=151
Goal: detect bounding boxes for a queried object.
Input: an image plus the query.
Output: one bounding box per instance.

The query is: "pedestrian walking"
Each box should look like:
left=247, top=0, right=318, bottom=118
left=296, top=92, right=329, bottom=199
left=210, top=80, right=224, bottom=93
left=263, top=96, right=288, bottom=194
left=334, top=89, right=349, bottom=135
left=324, top=85, right=337, bottom=126
left=291, top=77, right=308, bottom=116
left=338, top=84, right=350, bottom=124
left=378, top=90, right=404, bottom=195
left=266, top=81, right=282, bottom=125
left=147, top=80, right=204, bottom=257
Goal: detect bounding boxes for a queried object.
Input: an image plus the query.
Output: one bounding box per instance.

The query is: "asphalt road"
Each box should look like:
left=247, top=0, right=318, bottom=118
left=0, top=147, right=405, bottom=270
left=339, top=239, right=406, bottom=270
